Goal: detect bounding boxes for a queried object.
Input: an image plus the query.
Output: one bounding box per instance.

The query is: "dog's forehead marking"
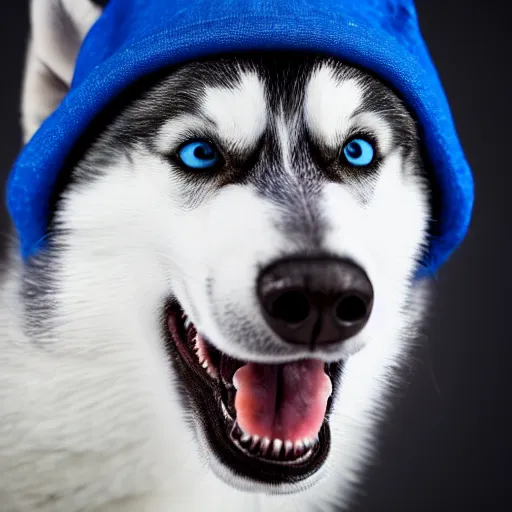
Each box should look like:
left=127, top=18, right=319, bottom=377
left=201, top=70, right=267, bottom=151
left=304, top=64, right=364, bottom=147
left=274, top=110, right=293, bottom=174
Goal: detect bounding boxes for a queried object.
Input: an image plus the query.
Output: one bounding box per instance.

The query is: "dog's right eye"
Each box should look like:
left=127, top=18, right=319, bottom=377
left=342, top=138, right=375, bottom=167
left=177, top=140, right=223, bottom=171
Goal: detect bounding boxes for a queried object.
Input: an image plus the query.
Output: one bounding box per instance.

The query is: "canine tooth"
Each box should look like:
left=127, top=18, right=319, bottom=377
left=272, top=439, right=283, bottom=458
left=241, top=432, right=251, bottom=444
left=202, top=360, right=209, bottom=369
left=284, top=440, right=293, bottom=457
left=232, top=374, right=240, bottom=390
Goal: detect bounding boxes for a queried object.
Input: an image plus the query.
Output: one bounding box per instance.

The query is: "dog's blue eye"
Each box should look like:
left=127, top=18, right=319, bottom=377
left=178, top=140, right=221, bottom=170
left=343, top=138, right=375, bottom=167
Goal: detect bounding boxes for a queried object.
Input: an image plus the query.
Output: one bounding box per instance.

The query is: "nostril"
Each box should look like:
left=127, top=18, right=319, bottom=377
left=269, top=290, right=311, bottom=325
left=335, top=294, right=369, bottom=324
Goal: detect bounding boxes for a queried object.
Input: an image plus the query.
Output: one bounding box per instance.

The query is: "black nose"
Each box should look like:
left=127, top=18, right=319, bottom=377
left=257, top=257, right=373, bottom=348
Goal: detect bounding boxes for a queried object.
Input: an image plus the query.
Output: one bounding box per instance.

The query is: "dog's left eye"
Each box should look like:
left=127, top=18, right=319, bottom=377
left=342, top=138, right=375, bottom=167
left=177, top=140, right=222, bottom=170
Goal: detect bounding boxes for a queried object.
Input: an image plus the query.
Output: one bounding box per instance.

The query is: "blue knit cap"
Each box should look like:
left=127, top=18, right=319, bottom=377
left=7, top=0, right=473, bottom=274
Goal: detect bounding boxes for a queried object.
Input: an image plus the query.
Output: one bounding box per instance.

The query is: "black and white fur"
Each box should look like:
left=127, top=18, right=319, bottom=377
left=0, top=1, right=431, bottom=510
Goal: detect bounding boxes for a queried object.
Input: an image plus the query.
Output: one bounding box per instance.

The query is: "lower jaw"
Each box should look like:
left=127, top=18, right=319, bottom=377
left=165, top=303, right=340, bottom=485
left=192, top=376, right=333, bottom=486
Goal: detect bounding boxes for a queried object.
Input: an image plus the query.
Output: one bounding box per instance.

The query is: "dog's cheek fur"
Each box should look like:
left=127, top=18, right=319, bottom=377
left=0, top=184, right=208, bottom=508
left=52, top=145, right=286, bottom=365
left=322, top=150, right=429, bottom=350
left=162, top=184, right=290, bottom=361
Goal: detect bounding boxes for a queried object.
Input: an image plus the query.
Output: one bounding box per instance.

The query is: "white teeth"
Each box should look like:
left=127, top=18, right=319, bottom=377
left=272, top=439, right=283, bottom=457
left=232, top=426, right=319, bottom=460
left=192, top=333, right=218, bottom=379
left=203, top=363, right=218, bottom=379
left=250, top=435, right=260, bottom=450
left=232, top=374, right=240, bottom=390
left=184, top=318, right=192, bottom=330
left=220, top=400, right=231, bottom=421
left=260, top=437, right=271, bottom=454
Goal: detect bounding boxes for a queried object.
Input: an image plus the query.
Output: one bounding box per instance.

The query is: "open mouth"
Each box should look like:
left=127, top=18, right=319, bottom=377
left=165, top=303, right=343, bottom=484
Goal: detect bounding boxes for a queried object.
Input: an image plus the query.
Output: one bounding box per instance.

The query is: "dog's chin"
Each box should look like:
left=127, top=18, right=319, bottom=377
left=164, top=302, right=344, bottom=491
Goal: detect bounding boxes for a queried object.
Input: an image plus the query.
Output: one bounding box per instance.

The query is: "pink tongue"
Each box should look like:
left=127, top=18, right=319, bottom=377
left=233, top=360, right=332, bottom=442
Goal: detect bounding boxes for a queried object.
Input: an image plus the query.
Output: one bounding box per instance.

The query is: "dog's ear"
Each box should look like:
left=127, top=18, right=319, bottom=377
left=22, top=0, right=107, bottom=142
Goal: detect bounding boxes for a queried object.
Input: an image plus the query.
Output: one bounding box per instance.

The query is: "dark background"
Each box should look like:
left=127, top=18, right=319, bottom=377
left=0, top=1, right=510, bottom=511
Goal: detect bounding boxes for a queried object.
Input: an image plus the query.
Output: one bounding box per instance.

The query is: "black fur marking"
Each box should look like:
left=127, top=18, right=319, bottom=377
left=48, top=52, right=424, bottom=211
left=68, top=54, right=419, bottom=245
left=90, top=0, right=109, bottom=7
left=20, top=243, right=61, bottom=342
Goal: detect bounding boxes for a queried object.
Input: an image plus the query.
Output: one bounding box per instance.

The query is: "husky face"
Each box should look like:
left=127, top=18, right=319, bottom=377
left=20, top=53, right=430, bottom=494
left=4, top=1, right=431, bottom=508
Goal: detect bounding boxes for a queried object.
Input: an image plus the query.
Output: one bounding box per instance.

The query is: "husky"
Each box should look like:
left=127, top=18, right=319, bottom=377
left=0, top=0, right=432, bottom=510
